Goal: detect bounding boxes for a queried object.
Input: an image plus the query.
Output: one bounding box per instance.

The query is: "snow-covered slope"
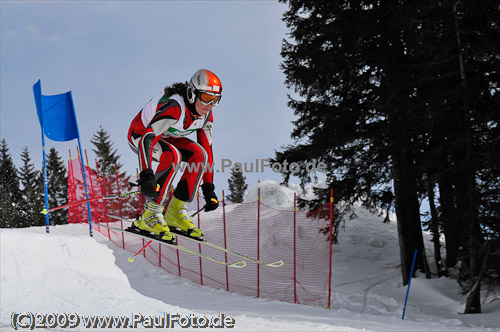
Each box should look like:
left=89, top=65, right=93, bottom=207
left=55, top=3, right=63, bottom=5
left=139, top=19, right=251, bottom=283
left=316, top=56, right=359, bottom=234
left=1, top=181, right=498, bottom=331
left=243, top=179, right=325, bottom=209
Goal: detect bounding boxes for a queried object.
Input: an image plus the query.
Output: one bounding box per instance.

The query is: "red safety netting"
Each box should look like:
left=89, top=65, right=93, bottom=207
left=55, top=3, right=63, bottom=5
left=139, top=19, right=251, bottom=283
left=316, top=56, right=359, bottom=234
left=68, top=156, right=143, bottom=224
left=68, top=157, right=334, bottom=308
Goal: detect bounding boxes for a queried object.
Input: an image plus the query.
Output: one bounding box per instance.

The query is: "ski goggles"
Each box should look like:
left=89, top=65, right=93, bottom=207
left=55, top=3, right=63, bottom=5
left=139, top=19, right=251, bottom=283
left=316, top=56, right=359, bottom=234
left=198, top=91, right=221, bottom=106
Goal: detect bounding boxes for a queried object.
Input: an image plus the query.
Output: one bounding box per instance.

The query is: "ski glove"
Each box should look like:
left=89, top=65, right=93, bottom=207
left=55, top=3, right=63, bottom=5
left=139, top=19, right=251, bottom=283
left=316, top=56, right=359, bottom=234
left=138, top=169, right=158, bottom=199
left=201, top=183, right=219, bottom=212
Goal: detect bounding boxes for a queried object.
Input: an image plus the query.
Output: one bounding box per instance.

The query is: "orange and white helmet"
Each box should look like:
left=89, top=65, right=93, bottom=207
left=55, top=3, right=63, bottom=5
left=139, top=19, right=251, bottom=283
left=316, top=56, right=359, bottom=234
left=187, top=69, right=222, bottom=105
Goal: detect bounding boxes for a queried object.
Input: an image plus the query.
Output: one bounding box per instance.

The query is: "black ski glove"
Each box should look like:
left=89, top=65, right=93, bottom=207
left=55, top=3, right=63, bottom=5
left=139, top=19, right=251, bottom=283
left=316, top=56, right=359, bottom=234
left=201, top=183, right=219, bottom=212
left=138, top=169, right=158, bottom=199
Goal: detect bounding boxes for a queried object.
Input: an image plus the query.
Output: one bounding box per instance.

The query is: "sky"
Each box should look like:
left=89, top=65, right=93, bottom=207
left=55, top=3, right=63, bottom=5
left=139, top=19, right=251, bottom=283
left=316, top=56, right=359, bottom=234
left=1, top=0, right=300, bottom=195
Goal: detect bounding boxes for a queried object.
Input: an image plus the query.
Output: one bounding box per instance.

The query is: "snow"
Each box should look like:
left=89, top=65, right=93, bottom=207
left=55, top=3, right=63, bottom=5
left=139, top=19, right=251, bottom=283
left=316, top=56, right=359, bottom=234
left=243, top=179, right=325, bottom=209
left=1, top=180, right=499, bottom=331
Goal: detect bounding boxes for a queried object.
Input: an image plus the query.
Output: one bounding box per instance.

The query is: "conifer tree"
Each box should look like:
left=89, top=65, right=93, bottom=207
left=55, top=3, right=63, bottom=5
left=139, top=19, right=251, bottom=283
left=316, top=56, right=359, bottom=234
left=277, top=0, right=499, bottom=312
left=277, top=0, right=429, bottom=282
left=90, top=125, right=135, bottom=217
left=227, top=166, right=248, bottom=203
left=0, top=139, right=23, bottom=228
left=45, top=148, right=68, bottom=225
left=18, top=146, right=44, bottom=226
left=91, top=125, right=122, bottom=176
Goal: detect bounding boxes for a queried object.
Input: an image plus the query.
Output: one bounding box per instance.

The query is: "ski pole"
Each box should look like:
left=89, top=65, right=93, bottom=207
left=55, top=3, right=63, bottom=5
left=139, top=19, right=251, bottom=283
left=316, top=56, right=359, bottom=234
left=402, top=249, right=418, bottom=320
left=41, top=191, right=141, bottom=215
left=103, top=191, right=141, bottom=200
left=191, top=205, right=207, bottom=218
left=190, top=198, right=218, bottom=217
left=128, top=240, right=153, bottom=263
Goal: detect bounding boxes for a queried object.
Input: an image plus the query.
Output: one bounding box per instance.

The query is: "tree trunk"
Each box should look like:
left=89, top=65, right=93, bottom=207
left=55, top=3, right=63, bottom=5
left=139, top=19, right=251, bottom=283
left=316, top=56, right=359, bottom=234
left=377, top=0, right=431, bottom=286
left=464, top=246, right=490, bottom=314
left=426, top=177, right=443, bottom=276
left=452, top=1, right=482, bottom=314
left=429, top=106, right=460, bottom=273
left=392, top=143, right=429, bottom=285
left=464, top=282, right=481, bottom=314
left=437, top=170, right=460, bottom=270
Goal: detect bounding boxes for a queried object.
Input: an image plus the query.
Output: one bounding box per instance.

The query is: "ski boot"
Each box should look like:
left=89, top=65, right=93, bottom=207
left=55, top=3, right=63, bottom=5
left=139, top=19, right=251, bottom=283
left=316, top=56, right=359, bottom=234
left=132, top=200, right=176, bottom=244
left=164, top=196, right=204, bottom=240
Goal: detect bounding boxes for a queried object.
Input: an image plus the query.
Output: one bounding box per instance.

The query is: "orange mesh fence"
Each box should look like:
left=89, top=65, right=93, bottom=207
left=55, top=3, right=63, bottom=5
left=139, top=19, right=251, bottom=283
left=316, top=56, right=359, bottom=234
left=68, top=158, right=333, bottom=307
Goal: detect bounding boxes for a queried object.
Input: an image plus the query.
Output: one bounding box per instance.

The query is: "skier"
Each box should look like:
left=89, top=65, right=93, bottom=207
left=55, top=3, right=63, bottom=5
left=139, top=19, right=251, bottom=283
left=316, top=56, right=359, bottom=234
left=127, top=69, right=221, bottom=243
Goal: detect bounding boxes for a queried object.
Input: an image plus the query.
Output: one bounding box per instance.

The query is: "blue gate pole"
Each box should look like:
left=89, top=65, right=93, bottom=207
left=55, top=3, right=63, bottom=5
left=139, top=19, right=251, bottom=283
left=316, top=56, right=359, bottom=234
left=40, top=129, right=50, bottom=233
left=402, top=249, right=418, bottom=320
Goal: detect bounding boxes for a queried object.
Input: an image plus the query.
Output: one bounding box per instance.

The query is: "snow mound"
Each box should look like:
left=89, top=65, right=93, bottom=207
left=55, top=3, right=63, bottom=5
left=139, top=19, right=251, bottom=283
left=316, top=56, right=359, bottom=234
left=0, top=229, right=186, bottom=319
left=243, top=179, right=325, bottom=209
left=243, top=180, right=297, bottom=209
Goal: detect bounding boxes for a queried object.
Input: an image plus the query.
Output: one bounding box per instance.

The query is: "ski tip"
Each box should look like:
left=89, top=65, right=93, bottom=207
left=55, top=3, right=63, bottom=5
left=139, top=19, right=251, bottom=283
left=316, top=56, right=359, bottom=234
left=266, top=260, right=284, bottom=268
left=229, top=260, right=247, bottom=268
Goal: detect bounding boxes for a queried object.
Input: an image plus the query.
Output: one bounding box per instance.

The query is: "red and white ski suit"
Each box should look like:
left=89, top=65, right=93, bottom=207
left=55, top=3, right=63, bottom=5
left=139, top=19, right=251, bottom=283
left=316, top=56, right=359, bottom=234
left=127, top=93, right=214, bottom=205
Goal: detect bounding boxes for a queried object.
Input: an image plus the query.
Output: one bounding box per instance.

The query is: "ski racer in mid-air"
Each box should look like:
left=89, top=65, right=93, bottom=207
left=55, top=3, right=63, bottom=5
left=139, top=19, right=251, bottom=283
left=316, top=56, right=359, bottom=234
left=127, top=69, right=221, bottom=243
